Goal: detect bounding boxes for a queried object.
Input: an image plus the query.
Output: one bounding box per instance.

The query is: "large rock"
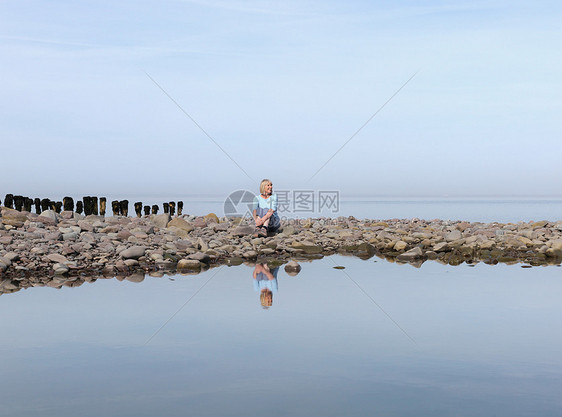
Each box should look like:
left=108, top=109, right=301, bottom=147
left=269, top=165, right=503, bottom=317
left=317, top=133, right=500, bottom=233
left=47, top=254, right=70, bottom=264
left=397, top=246, right=423, bottom=261
left=193, top=217, right=207, bottom=228
left=205, top=213, right=219, bottom=224
left=151, top=213, right=171, bottom=229
left=233, top=225, right=254, bottom=237
left=550, top=239, right=562, bottom=251
left=188, top=252, right=211, bottom=264
left=445, top=230, right=462, bottom=241
left=284, top=260, right=301, bottom=276
left=120, top=246, right=146, bottom=259
left=1, top=208, right=28, bottom=227
left=38, top=210, right=58, bottom=225
left=393, top=241, right=408, bottom=251
left=167, top=217, right=194, bottom=233
left=177, top=259, right=202, bottom=271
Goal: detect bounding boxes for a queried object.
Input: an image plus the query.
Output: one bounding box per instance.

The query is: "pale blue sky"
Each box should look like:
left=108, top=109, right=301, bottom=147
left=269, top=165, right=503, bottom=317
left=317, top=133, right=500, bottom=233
left=1, top=0, right=561, bottom=198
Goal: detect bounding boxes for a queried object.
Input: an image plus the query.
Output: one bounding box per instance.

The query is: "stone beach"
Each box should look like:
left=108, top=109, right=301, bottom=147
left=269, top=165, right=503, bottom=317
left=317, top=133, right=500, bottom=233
left=1, top=207, right=561, bottom=295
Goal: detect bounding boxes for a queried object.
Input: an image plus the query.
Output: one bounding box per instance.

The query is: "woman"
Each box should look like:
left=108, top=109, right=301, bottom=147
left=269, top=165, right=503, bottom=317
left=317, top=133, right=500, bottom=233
left=252, top=179, right=280, bottom=237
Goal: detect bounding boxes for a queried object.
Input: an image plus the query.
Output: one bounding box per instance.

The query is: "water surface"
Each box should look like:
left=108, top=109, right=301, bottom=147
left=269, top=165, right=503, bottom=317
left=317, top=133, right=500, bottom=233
left=1, top=256, right=562, bottom=416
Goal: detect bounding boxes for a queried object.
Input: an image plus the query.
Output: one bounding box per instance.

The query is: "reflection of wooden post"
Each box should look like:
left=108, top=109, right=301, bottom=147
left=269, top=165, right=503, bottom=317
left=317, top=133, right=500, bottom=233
left=41, top=199, right=51, bottom=212
left=111, top=201, right=120, bottom=216
left=169, top=202, right=176, bottom=216
left=178, top=201, right=183, bottom=215
left=163, top=202, right=169, bottom=214
left=151, top=205, right=159, bottom=215
left=34, top=198, right=41, bottom=214
left=63, top=196, right=74, bottom=212
left=144, top=205, right=150, bottom=216
left=100, top=198, right=106, bottom=216
left=55, top=202, right=62, bottom=213
left=14, top=195, right=24, bottom=211
left=92, top=197, right=98, bottom=215
left=134, top=202, right=142, bottom=217
left=76, top=201, right=84, bottom=214
left=23, top=197, right=33, bottom=212
left=4, top=194, right=14, bottom=209
left=120, top=200, right=129, bottom=217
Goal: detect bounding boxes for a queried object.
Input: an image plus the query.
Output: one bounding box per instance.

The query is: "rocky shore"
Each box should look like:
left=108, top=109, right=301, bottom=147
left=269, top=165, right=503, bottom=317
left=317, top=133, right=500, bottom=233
left=1, top=207, right=561, bottom=295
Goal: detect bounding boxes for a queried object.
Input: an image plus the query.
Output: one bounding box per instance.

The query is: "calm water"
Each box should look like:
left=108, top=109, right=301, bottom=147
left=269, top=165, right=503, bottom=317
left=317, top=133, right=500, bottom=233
left=100, top=195, right=562, bottom=223
left=2, top=256, right=562, bottom=417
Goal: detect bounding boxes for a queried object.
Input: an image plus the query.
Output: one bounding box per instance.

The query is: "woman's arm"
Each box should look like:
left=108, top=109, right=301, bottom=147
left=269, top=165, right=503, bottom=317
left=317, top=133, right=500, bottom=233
left=253, top=209, right=264, bottom=226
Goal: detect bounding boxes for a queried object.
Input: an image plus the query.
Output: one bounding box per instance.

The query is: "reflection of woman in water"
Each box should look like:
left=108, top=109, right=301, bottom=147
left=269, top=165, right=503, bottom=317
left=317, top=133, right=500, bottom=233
left=253, top=263, right=279, bottom=309
left=252, top=179, right=280, bottom=238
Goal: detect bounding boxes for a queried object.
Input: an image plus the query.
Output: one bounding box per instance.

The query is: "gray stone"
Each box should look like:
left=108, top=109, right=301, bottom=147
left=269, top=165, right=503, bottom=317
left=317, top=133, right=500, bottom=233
left=4, top=252, right=20, bottom=262
left=433, top=242, right=449, bottom=252
left=62, top=232, right=78, bottom=241
left=60, top=211, right=74, bottom=219
left=445, top=230, right=462, bottom=241
left=1, top=208, right=28, bottom=227
left=189, top=252, right=211, bottom=264
left=38, top=210, right=58, bottom=225
left=233, top=225, right=254, bottom=237
left=44, top=231, right=62, bottom=241
left=47, top=254, right=70, bottom=264
left=393, top=241, right=408, bottom=251
left=167, top=217, right=194, bottom=233
left=151, top=213, right=171, bottom=229
left=177, top=259, right=202, bottom=270
left=284, top=260, right=301, bottom=276
left=397, top=246, right=423, bottom=261
left=120, top=246, right=146, bottom=259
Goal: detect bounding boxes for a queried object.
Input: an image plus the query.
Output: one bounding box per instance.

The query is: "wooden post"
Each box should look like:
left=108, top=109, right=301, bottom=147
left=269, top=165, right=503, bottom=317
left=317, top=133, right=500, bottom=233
left=144, top=205, right=150, bottom=216
left=14, top=195, right=24, bottom=211
left=169, top=201, right=176, bottom=216
left=111, top=201, right=120, bottom=216
left=41, top=198, right=51, bottom=212
left=92, top=196, right=98, bottom=215
left=23, top=197, right=33, bottom=212
left=134, top=202, right=143, bottom=217
left=83, top=197, right=91, bottom=215
left=63, top=196, right=74, bottom=212
left=151, top=205, right=159, bottom=215
left=163, top=202, right=169, bottom=214
left=100, top=198, right=107, bottom=216
left=49, top=201, right=57, bottom=211
left=120, top=200, right=129, bottom=217
left=4, top=194, right=14, bottom=209
left=34, top=198, right=41, bottom=214
left=76, top=201, right=84, bottom=214
left=178, top=201, right=183, bottom=215
left=55, top=201, right=62, bottom=213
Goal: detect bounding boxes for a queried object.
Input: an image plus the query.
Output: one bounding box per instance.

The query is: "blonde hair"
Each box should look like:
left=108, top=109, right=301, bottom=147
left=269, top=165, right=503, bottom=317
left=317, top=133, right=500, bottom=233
left=260, top=289, right=273, bottom=308
left=260, top=179, right=272, bottom=195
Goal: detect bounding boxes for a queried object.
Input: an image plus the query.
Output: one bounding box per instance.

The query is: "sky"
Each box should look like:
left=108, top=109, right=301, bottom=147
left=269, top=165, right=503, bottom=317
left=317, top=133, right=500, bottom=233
left=1, top=0, right=561, bottom=199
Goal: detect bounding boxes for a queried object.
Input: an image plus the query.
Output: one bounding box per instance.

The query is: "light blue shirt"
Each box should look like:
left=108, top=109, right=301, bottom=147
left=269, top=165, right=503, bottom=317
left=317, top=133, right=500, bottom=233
left=252, top=194, right=278, bottom=211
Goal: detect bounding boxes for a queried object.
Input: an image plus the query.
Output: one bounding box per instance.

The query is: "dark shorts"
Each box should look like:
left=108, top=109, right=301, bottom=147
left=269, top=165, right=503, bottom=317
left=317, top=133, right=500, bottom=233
left=255, top=207, right=280, bottom=231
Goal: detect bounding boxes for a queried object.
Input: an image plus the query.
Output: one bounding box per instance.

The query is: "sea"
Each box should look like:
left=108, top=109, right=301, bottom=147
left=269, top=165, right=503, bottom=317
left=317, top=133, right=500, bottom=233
left=1, top=198, right=561, bottom=416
